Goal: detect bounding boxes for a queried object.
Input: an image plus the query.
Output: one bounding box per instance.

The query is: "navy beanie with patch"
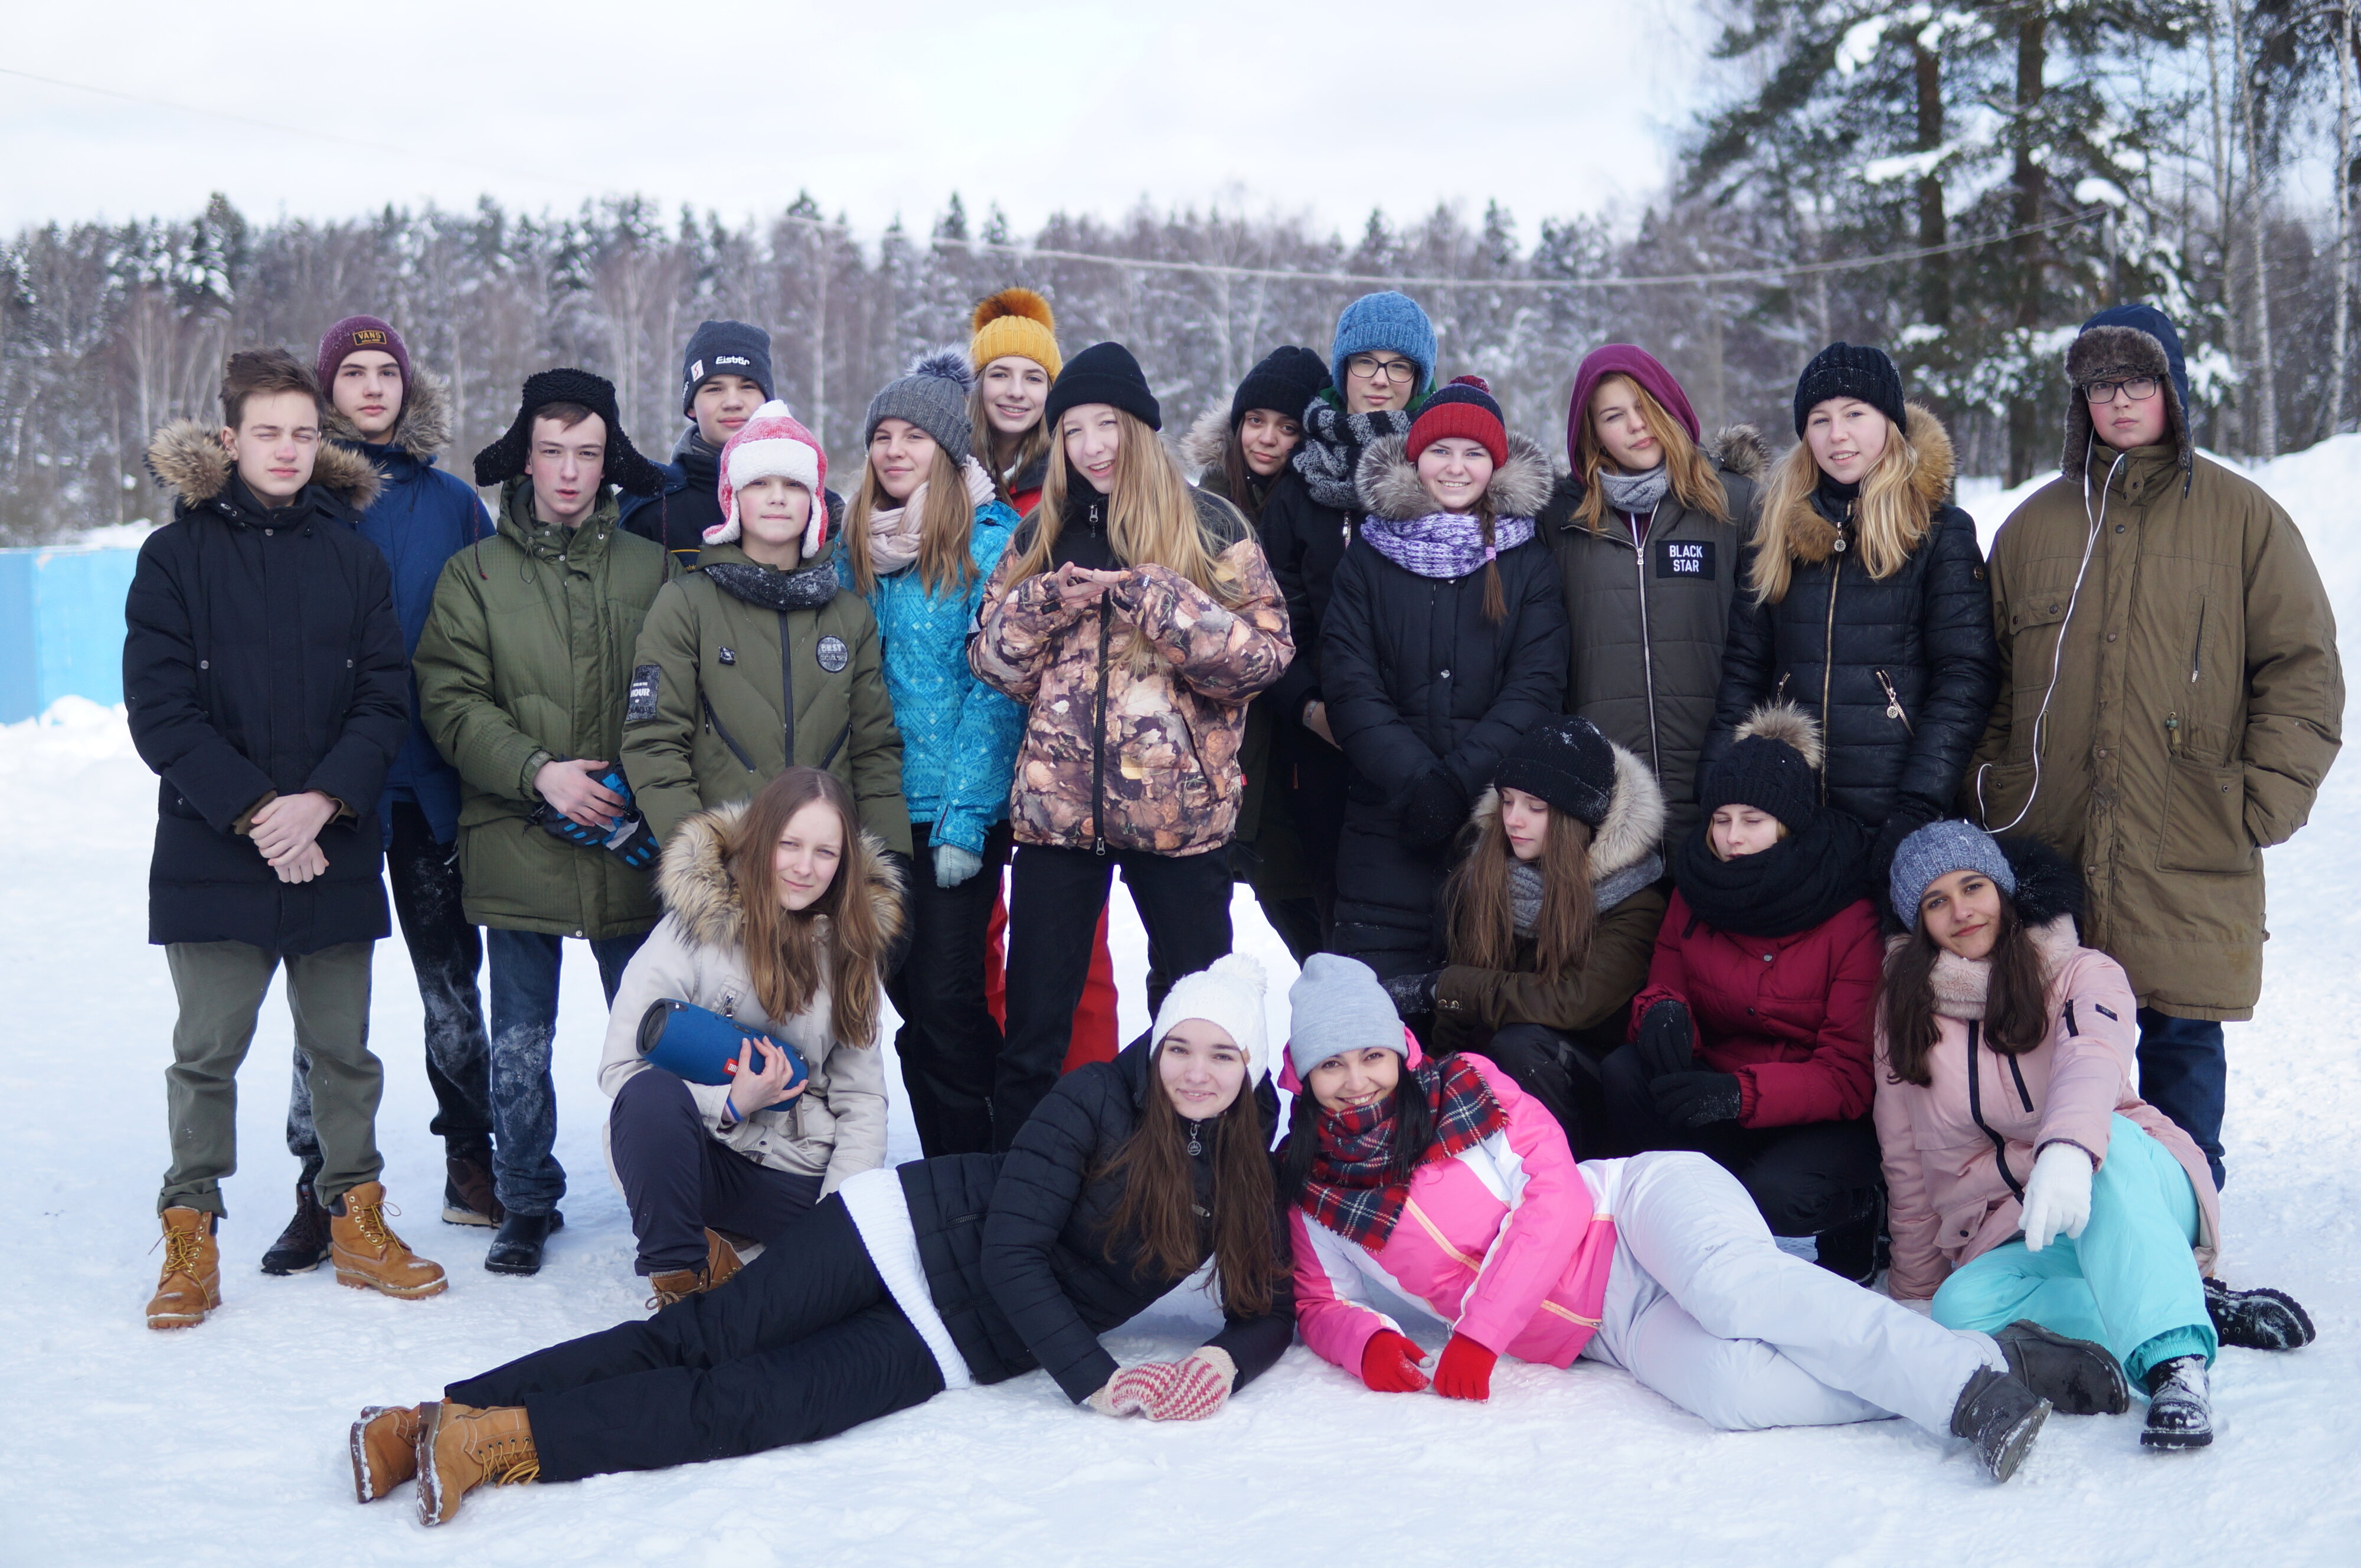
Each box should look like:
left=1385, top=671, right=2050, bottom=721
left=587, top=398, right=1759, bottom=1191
left=681, top=320, right=775, bottom=415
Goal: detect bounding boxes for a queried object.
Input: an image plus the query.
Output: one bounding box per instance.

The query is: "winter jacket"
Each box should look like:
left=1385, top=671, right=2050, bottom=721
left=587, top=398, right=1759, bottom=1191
left=1291, top=1052, right=1618, bottom=1374
left=1970, top=443, right=2343, bottom=1020
left=324, top=370, right=493, bottom=845
left=125, top=424, right=409, bottom=954
left=968, top=487, right=1293, bottom=856
left=840, top=499, right=1025, bottom=857
left=621, top=538, right=910, bottom=857
left=1541, top=427, right=1768, bottom=848
left=1430, top=747, right=1670, bottom=1057
left=598, top=802, right=899, bottom=1197
left=894, top=1040, right=1295, bottom=1399
left=1255, top=465, right=1355, bottom=729
left=1181, top=412, right=1295, bottom=855
left=1703, top=406, right=1999, bottom=830
left=1874, top=918, right=2222, bottom=1300
left=413, top=479, right=670, bottom=939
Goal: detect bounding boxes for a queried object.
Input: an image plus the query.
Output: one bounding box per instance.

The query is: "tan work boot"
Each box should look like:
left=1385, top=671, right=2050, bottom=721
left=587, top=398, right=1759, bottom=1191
left=349, top=1403, right=424, bottom=1502
left=329, top=1182, right=448, bottom=1299
left=416, top=1402, right=538, bottom=1526
left=146, top=1207, right=221, bottom=1330
left=645, top=1227, right=745, bottom=1310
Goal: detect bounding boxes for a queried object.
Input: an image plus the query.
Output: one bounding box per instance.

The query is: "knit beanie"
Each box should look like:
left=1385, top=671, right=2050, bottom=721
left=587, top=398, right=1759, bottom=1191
left=473, top=368, right=666, bottom=496
left=1792, top=342, right=1907, bottom=438
left=316, top=315, right=410, bottom=392
left=1044, top=341, right=1161, bottom=431
left=969, top=287, right=1062, bottom=379
left=1230, top=345, right=1330, bottom=428
left=1149, top=952, right=1270, bottom=1084
left=712, top=400, right=828, bottom=555
left=1697, top=703, right=1822, bottom=835
left=865, top=349, right=977, bottom=464
left=1286, top=954, right=1407, bottom=1082
left=1495, top=713, right=1618, bottom=829
left=680, top=320, right=775, bottom=415
left=1331, top=290, right=1437, bottom=396
left=1404, top=375, right=1508, bottom=468
left=1888, top=819, right=2019, bottom=929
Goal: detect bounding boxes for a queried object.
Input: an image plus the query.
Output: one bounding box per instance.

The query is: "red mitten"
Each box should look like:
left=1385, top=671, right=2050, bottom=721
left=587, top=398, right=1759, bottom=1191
left=1359, top=1331, right=1432, bottom=1393
left=1137, top=1348, right=1235, bottom=1422
left=1432, top=1333, right=1498, bottom=1402
left=1091, top=1360, right=1179, bottom=1416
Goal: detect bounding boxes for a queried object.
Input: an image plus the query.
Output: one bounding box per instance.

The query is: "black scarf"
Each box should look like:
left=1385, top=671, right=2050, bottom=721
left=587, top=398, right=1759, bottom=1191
left=1293, top=397, right=1416, bottom=510
left=1672, top=809, right=1870, bottom=939
left=701, top=558, right=840, bottom=612
left=1810, top=472, right=1859, bottom=526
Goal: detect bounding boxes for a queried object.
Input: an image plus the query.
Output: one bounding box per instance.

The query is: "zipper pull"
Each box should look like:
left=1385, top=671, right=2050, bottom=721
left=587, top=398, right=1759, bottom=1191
left=1878, top=670, right=1905, bottom=722
left=2164, top=713, right=2180, bottom=752
left=1094, top=834, right=1106, bottom=857
left=1832, top=535, right=1847, bottom=553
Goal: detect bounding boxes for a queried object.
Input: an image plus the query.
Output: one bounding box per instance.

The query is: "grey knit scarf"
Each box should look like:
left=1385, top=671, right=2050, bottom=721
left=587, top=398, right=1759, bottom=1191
left=1599, top=464, right=1670, bottom=518
left=1513, top=851, right=1663, bottom=937
left=1294, top=398, right=1416, bottom=510
left=1509, top=860, right=1545, bottom=935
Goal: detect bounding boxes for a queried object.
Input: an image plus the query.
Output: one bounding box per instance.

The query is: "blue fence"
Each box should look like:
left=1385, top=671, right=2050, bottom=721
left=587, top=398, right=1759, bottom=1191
left=0, top=544, right=141, bottom=724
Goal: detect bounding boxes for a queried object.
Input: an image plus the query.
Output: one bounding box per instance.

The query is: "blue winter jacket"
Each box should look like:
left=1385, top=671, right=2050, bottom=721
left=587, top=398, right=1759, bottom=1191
left=841, top=496, right=1026, bottom=856
left=327, top=375, right=493, bottom=844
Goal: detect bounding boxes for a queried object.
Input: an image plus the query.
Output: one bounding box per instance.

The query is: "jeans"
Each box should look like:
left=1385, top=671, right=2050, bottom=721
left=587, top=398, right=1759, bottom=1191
left=887, top=820, right=1011, bottom=1157
left=286, top=800, right=491, bottom=1180
left=484, top=927, right=647, bottom=1215
left=609, top=1069, right=825, bottom=1275
left=2136, top=1008, right=2227, bottom=1190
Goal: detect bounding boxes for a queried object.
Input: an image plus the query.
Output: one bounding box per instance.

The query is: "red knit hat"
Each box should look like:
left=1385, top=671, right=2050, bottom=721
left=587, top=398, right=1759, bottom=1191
left=1405, top=375, right=1507, bottom=467
left=316, top=315, right=411, bottom=391
left=714, top=400, right=828, bottom=556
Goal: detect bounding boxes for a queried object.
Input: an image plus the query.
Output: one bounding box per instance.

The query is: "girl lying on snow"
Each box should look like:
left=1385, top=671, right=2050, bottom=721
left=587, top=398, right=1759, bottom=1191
left=346, top=944, right=1291, bottom=1525
left=1280, top=951, right=2124, bottom=1483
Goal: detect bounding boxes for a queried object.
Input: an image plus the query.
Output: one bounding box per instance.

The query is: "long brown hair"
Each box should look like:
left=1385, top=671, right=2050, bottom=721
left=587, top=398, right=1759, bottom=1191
left=1749, top=410, right=1931, bottom=605
left=1443, top=797, right=1595, bottom=983
left=1571, top=373, right=1729, bottom=535
left=1100, top=1041, right=1279, bottom=1318
left=970, top=378, right=1052, bottom=508
left=726, top=768, right=894, bottom=1048
left=1879, top=898, right=2052, bottom=1087
left=845, top=442, right=978, bottom=597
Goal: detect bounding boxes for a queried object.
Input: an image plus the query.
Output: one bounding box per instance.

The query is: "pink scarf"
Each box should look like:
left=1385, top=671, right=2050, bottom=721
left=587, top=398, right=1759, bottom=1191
left=866, top=456, right=995, bottom=577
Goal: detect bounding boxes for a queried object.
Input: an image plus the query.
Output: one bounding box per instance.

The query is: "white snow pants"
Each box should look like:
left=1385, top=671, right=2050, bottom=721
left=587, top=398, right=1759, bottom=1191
left=1580, top=1152, right=2003, bottom=1438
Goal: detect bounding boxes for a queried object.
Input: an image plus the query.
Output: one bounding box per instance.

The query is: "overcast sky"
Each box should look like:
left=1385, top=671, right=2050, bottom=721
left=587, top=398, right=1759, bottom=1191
left=2, top=1, right=1718, bottom=245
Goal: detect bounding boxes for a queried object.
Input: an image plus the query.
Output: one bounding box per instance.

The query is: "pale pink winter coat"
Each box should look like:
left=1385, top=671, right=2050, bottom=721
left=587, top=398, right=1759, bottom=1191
left=1289, top=1052, right=1619, bottom=1377
left=1873, top=918, right=2223, bottom=1301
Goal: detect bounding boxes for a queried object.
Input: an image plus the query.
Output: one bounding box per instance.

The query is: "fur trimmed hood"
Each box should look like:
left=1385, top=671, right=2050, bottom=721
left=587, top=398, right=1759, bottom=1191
left=146, top=417, right=381, bottom=515
left=1732, top=699, right=1824, bottom=769
left=1770, top=401, right=1955, bottom=567
left=323, top=365, right=455, bottom=460
left=1470, top=736, right=1666, bottom=888
left=655, top=798, right=907, bottom=955
left=1179, top=405, right=1231, bottom=473
left=1356, top=429, right=1555, bottom=522
left=1708, top=423, right=1772, bottom=482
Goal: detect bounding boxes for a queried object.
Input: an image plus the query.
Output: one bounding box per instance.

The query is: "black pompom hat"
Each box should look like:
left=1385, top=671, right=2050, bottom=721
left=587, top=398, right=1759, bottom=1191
left=474, top=368, right=666, bottom=496
left=1698, top=703, right=1823, bottom=834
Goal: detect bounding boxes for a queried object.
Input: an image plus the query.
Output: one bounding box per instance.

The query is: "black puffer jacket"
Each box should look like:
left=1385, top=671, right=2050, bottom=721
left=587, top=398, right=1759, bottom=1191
left=1703, top=405, right=1998, bottom=832
left=900, top=1042, right=1293, bottom=1401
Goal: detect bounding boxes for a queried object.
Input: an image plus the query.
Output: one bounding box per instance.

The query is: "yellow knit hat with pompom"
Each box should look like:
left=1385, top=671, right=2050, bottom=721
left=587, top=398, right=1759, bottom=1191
left=968, top=288, right=1061, bottom=379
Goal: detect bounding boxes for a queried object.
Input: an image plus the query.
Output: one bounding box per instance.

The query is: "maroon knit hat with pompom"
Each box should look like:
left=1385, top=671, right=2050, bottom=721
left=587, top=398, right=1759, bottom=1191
left=1405, top=375, right=1507, bottom=467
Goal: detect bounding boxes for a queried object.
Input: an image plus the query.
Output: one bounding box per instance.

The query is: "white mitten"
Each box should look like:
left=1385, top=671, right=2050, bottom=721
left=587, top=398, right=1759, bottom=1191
left=2019, top=1143, right=2095, bottom=1252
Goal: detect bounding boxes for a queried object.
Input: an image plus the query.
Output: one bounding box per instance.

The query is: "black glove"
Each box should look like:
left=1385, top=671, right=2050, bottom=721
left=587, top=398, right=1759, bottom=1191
left=1650, top=1070, right=1742, bottom=1130
left=1395, top=766, right=1470, bottom=850
left=1384, top=969, right=1441, bottom=1019
left=1633, top=999, right=1697, bottom=1081
left=1871, top=796, right=1943, bottom=884
left=603, top=811, right=659, bottom=871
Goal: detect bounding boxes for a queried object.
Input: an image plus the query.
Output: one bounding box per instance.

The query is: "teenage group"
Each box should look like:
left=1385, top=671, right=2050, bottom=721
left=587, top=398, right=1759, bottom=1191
left=116, top=285, right=2339, bottom=1523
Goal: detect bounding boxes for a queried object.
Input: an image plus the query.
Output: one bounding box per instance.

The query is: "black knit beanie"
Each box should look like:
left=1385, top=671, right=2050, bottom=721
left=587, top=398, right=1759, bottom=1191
left=1697, top=703, right=1822, bottom=834
left=1792, top=342, right=1906, bottom=438
left=680, top=319, right=774, bottom=415
left=1045, top=341, right=1162, bottom=431
left=1230, top=345, right=1329, bottom=428
left=473, top=368, right=666, bottom=496
left=1495, top=715, right=1618, bottom=829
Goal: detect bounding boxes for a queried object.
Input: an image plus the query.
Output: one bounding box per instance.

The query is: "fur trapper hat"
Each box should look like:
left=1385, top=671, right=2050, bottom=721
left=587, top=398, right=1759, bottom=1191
left=712, top=400, right=828, bottom=554
left=2062, top=302, right=2193, bottom=492
left=473, top=368, right=664, bottom=496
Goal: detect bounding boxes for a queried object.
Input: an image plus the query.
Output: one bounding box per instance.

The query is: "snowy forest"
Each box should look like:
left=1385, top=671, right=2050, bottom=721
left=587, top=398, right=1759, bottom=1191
left=2, top=0, right=2354, bottom=544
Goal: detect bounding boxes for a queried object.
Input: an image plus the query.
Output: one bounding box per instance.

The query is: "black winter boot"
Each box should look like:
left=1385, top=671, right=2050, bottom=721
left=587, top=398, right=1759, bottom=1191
left=443, top=1147, right=502, bottom=1228
left=2203, top=1278, right=2316, bottom=1351
left=1812, top=1193, right=1884, bottom=1286
left=2142, top=1356, right=2212, bottom=1449
left=261, top=1174, right=332, bottom=1276
left=483, top=1210, right=563, bottom=1276
left=1993, top=1321, right=2130, bottom=1415
left=1949, top=1366, right=2050, bottom=1482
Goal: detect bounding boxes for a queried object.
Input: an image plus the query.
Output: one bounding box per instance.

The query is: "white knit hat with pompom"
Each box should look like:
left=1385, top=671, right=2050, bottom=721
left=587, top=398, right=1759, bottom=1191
left=1149, top=952, right=1270, bottom=1083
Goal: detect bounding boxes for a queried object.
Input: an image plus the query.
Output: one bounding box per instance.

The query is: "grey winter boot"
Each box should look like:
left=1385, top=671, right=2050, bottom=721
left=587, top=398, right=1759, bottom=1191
left=1950, top=1366, right=2051, bottom=1482
left=2203, top=1278, right=2315, bottom=1351
left=1994, top=1320, right=2130, bottom=1415
left=2141, top=1356, right=2213, bottom=1451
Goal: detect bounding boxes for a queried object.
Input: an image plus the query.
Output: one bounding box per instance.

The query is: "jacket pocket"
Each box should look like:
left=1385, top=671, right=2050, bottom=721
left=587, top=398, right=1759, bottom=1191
left=1973, top=759, right=2037, bottom=833
left=2004, top=591, right=2070, bottom=693
left=2156, top=755, right=2252, bottom=873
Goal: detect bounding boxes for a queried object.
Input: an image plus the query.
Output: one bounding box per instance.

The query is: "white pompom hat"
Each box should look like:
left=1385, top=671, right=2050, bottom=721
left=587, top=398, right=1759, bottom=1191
left=1149, top=952, right=1270, bottom=1083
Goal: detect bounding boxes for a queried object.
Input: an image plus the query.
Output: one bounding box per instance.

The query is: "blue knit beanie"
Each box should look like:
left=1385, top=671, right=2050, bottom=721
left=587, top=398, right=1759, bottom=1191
left=1330, top=292, right=1437, bottom=396
left=1889, top=819, right=2018, bottom=929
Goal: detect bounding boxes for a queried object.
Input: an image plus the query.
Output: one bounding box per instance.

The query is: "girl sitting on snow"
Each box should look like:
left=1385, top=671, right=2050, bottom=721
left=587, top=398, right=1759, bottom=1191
left=1282, top=951, right=2120, bottom=1484
left=1876, top=821, right=2316, bottom=1451
left=346, top=954, right=1293, bottom=1526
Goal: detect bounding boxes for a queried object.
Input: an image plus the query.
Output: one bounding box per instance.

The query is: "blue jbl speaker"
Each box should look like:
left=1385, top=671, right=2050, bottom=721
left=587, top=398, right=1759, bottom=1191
left=636, top=1000, right=808, bottom=1092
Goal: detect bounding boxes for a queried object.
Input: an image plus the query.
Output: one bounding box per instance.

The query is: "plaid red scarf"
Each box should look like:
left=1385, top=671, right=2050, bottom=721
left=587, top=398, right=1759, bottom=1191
left=1298, top=1054, right=1507, bottom=1251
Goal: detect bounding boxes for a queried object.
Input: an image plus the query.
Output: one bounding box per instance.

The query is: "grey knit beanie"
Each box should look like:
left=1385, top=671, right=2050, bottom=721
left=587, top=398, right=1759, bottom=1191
left=1889, top=819, right=2018, bottom=928
left=865, top=349, right=976, bottom=465
left=1286, top=954, right=1407, bottom=1081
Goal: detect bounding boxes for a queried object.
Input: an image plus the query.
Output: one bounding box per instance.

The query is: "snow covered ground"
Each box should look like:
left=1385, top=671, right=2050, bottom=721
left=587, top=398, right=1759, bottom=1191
left=4, top=443, right=2358, bottom=1567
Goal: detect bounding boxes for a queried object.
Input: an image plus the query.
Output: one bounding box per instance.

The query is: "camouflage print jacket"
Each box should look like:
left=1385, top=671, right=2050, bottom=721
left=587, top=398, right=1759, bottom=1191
left=968, top=487, right=1294, bottom=856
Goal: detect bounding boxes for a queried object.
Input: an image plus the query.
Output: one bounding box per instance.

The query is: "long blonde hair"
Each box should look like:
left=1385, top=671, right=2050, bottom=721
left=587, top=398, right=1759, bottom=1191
left=728, top=768, right=892, bottom=1049
left=1572, top=374, right=1729, bottom=535
left=845, top=443, right=978, bottom=597
left=970, top=379, right=1052, bottom=507
left=1748, top=411, right=1930, bottom=604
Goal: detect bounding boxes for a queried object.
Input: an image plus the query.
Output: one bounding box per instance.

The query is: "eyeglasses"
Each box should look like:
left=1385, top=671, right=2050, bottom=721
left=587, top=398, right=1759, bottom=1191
left=2081, top=377, right=2159, bottom=405
left=1345, top=354, right=1418, bottom=385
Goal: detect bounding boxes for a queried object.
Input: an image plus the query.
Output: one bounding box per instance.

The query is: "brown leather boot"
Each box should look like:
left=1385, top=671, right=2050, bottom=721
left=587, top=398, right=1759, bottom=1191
left=349, top=1403, right=422, bottom=1502
left=329, top=1182, right=448, bottom=1299
left=146, top=1207, right=221, bottom=1330
left=415, top=1402, right=538, bottom=1526
left=645, top=1228, right=745, bottom=1310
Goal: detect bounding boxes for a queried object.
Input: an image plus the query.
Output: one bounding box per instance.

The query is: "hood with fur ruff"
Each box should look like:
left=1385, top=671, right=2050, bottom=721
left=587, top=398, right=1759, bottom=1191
left=323, top=365, right=455, bottom=461
left=1768, top=401, right=1954, bottom=567
left=1469, top=736, right=1666, bottom=891
left=1355, top=429, right=1555, bottom=522
left=1179, top=405, right=1232, bottom=474
left=146, top=417, right=381, bottom=515
left=655, top=798, right=905, bottom=955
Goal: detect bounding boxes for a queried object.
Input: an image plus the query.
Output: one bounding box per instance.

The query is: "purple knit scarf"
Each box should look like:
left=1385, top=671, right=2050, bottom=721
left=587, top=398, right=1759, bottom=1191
left=1359, top=510, right=1536, bottom=580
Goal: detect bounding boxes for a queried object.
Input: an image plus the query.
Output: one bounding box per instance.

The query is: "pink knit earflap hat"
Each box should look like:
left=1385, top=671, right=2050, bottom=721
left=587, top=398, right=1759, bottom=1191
left=712, top=400, right=828, bottom=554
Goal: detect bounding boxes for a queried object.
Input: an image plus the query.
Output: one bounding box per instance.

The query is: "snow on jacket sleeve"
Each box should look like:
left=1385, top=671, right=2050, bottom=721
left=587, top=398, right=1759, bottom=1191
left=618, top=578, right=708, bottom=850
left=2035, top=952, right=2143, bottom=1168
left=1873, top=1035, right=1948, bottom=1301
left=1894, top=511, right=2002, bottom=812
left=1320, top=549, right=1441, bottom=797
left=981, top=1073, right=1124, bottom=1403
left=1449, top=1056, right=1594, bottom=1357
left=1109, top=539, right=1294, bottom=704
left=967, top=547, right=1089, bottom=703
left=933, top=514, right=1028, bottom=856
left=415, top=555, right=547, bottom=806
left=123, top=533, right=276, bottom=830
left=1737, top=901, right=1879, bottom=1128
left=1434, top=552, right=1572, bottom=798
left=1290, top=1206, right=1405, bottom=1376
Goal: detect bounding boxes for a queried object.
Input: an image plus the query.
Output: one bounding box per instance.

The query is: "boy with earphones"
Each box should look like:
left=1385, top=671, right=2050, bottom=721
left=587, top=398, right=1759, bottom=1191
left=1968, top=303, right=2342, bottom=1191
